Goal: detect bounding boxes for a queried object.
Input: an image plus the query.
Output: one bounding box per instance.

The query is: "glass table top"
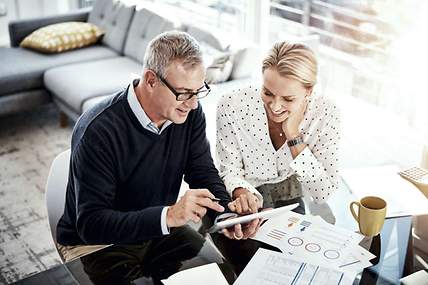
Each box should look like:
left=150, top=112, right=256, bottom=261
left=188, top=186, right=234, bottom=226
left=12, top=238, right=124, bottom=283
left=14, top=181, right=420, bottom=285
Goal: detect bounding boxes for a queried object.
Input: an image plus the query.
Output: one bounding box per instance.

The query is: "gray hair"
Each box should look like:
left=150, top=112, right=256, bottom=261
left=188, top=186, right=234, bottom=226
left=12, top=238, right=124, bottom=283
left=143, top=31, right=203, bottom=78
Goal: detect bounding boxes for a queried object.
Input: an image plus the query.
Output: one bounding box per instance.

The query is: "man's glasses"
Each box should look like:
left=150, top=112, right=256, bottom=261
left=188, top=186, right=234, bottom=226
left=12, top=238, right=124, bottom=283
left=155, top=72, right=211, bottom=101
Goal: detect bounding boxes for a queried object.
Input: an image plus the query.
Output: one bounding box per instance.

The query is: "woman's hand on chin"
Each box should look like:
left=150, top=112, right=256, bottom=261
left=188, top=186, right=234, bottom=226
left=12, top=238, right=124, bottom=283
left=282, top=97, right=309, bottom=138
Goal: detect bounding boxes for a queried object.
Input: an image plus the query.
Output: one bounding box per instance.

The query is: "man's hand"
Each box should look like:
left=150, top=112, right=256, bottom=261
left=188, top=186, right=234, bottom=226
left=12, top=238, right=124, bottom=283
left=228, top=187, right=262, bottom=214
left=222, top=218, right=263, bottom=240
left=166, top=189, right=224, bottom=228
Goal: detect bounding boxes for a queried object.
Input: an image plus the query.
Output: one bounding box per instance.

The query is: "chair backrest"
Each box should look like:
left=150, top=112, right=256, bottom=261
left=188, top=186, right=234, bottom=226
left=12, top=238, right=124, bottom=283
left=45, top=149, right=71, bottom=247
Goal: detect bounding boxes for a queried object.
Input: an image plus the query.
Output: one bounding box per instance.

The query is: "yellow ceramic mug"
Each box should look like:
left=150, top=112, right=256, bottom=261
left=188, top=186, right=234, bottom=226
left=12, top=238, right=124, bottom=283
left=350, top=196, right=387, bottom=236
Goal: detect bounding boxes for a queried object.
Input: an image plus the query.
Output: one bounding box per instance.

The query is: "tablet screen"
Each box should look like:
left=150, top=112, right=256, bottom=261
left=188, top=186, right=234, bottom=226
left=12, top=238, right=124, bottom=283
left=207, top=203, right=299, bottom=233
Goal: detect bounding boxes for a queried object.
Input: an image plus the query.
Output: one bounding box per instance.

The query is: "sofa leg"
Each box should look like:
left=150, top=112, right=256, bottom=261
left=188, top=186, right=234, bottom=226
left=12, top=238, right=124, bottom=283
left=59, top=111, right=69, bottom=128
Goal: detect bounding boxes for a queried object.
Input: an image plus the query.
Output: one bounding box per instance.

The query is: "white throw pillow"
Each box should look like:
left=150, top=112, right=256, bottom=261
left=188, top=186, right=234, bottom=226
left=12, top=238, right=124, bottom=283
left=205, top=53, right=234, bottom=84
left=200, top=43, right=234, bottom=84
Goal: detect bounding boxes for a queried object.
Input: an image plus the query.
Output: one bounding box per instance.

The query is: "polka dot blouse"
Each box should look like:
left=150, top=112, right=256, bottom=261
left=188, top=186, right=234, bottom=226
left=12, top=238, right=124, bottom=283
left=216, top=85, right=341, bottom=204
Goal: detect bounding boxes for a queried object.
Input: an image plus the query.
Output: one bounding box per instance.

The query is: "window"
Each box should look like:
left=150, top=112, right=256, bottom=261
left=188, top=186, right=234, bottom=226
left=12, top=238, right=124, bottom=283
left=156, top=0, right=247, bottom=34
left=268, top=0, right=427, bottom=138
left=79, top=0, right=95, bottom=8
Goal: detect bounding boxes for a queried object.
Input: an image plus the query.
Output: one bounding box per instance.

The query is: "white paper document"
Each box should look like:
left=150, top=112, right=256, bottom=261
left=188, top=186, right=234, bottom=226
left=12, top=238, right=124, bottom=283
left=341, top=164, right=428, bottom=217
left=161, top=263, right=228, bottom=285
left=234, top=248, right=355, bottom=285
left=253, top=211, right=374, bottom=274
left=400, top=270, right=428, bottom=285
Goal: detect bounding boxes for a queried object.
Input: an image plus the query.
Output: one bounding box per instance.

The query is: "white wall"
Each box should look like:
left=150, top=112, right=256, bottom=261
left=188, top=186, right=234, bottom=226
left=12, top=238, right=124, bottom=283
left=0, top=0, right=18, bottom=45
left=42, top=0, right=78, bottom=16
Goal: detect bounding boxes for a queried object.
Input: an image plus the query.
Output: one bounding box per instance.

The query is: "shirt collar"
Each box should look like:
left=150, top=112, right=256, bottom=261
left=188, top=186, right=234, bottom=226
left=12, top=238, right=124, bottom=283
left=127, top=79, right=172, bottom=134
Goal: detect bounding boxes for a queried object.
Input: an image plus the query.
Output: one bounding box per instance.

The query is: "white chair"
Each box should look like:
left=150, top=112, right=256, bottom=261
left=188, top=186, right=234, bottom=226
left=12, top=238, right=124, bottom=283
left=45, top=149, right=71, bottom=262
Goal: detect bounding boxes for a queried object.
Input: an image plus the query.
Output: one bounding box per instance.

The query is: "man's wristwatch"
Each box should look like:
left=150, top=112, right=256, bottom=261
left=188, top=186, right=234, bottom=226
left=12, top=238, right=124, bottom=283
left=287, top=135, right=304, bottom=147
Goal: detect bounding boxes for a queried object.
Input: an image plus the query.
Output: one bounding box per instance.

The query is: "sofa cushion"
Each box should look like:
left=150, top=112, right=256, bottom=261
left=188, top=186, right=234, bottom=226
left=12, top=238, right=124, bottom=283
left=8, top=8, right=91, bottom=47
left=88, top=0, right=135, bottom=53
left=20, top=22, right=104, bottom=53
left=44, top=56, right=141, bottom=113
left=81, top=94, right=112, bottom=113
left=0, top=45, right=119, bottom=96
left=123, top=8, right=178, bottom=63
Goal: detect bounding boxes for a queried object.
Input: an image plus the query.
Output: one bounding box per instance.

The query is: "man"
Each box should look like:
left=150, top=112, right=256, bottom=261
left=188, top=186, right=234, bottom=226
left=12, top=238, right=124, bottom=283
left=56, top=31, right=259, bottom=265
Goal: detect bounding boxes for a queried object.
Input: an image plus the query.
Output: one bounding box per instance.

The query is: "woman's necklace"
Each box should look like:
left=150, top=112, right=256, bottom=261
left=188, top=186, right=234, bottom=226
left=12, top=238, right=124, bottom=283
left=268, top=119, right=284, bottom=137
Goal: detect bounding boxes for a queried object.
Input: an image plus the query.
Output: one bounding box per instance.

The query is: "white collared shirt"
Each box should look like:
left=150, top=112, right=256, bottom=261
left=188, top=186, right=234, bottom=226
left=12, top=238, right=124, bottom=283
left=128, top=79, right=172, bottom=134
left=127, top=79, right=172, bottom=234
left=216, top=85, right=340, bottom=204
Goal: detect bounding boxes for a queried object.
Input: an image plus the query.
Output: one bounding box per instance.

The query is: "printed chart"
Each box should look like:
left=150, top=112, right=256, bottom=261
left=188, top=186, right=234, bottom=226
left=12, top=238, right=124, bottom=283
left=234, top=248, right=354, bottom=285
left=253, top=211, right=373, bottom=272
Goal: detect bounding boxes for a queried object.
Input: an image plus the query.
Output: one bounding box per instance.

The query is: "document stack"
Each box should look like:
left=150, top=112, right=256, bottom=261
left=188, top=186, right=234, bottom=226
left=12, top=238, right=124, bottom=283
left=251, top=211, right=375, bottom=276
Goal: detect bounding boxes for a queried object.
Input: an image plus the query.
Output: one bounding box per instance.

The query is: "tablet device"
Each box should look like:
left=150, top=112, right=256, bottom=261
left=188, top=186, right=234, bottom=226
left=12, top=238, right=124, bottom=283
left=207, top=203, right=299, bottom=233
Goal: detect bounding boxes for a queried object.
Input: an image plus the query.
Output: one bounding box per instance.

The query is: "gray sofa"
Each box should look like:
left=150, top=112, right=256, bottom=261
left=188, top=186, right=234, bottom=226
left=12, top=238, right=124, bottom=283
left=0, top=0, right=259, bottom=122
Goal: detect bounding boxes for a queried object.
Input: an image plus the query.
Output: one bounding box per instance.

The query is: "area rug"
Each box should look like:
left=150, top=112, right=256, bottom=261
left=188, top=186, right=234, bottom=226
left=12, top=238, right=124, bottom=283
left=0, top=104, right=71, bottom=284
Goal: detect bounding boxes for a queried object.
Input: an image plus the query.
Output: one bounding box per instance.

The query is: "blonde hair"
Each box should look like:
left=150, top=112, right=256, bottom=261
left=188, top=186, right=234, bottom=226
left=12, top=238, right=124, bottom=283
left=262, top=42, right=317, bottom=89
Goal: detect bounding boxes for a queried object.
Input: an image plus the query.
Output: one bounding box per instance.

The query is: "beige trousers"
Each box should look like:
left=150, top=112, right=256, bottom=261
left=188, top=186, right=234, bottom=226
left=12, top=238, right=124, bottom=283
left=57, top=243, right=111, bottom=262
left=257, top=175, right=302, bottom=208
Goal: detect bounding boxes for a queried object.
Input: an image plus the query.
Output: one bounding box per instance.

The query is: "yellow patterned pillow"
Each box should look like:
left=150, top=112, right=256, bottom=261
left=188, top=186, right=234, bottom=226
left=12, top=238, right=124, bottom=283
left=20, top=22, right=104, bottom=53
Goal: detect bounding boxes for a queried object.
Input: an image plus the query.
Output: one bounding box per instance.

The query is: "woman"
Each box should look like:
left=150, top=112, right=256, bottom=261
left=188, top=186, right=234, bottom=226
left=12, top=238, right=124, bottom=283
left=217, top=41, right=340, bottom=218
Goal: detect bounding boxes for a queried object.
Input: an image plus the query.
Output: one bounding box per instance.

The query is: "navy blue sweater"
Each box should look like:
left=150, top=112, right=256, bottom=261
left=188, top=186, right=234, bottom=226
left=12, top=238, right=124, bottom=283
left=57, top=87, right=231, bottom=245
